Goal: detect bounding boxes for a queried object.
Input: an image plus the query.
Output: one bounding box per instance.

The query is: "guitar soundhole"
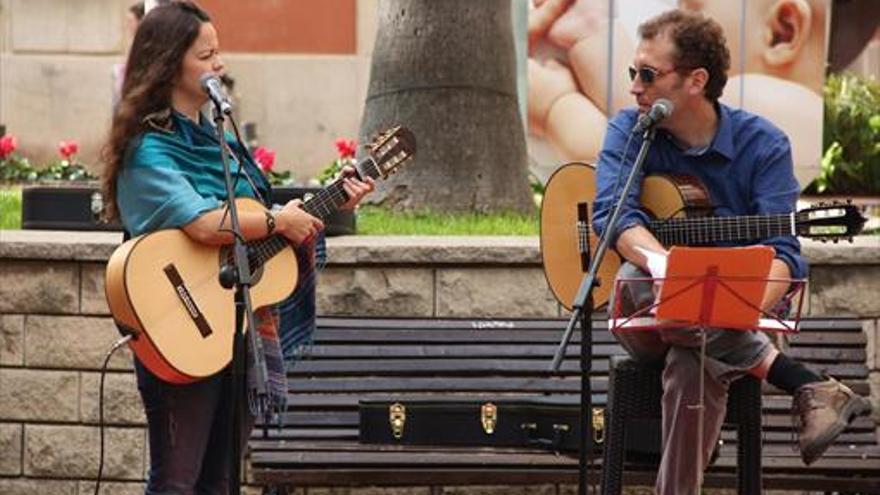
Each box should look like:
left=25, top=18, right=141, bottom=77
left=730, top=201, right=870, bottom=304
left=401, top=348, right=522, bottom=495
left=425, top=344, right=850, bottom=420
left=218, top=246, right=264, bottom=286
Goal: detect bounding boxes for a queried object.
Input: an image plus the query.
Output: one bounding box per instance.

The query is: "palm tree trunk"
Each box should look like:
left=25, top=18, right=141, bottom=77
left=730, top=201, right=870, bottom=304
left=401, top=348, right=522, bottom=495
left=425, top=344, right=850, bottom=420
left=359, top=0, right=533, bottom=214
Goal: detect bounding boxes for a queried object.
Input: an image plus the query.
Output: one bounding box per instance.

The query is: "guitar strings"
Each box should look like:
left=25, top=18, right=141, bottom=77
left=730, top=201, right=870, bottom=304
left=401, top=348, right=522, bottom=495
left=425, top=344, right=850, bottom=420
left=301, top=150, right=391, bottom=222
left=243, top=147, right=395, bottom=267
left=223, top=140, right=402, bottom=274
left=651, top=213, right=792, bottom=244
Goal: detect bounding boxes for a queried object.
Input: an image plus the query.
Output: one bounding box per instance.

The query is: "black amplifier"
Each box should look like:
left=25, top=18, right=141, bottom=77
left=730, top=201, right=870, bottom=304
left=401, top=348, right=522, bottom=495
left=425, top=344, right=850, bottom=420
left=21, top=185, right=122, bottom=231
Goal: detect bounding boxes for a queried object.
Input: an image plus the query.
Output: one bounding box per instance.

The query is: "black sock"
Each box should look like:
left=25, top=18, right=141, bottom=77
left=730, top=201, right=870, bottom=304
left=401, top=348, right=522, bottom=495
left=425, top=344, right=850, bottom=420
left=766, top=353, right=823, bottom=394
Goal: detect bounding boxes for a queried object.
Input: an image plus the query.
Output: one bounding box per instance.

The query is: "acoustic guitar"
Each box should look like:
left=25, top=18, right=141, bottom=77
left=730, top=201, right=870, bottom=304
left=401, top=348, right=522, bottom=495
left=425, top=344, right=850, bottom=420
left=105, top=126, right=416, bottom=383
left=540, top=162, right=867, bottom=310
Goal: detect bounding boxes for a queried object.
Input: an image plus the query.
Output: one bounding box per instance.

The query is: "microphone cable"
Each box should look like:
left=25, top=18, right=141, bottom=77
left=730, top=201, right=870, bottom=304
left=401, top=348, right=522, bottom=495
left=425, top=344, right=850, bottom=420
left=93, top=334, right=133, bottom=495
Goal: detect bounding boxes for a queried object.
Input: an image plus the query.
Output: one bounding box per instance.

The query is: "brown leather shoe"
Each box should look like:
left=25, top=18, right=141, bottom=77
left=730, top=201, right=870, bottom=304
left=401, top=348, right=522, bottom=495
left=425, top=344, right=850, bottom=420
left=794, top=377, right=872, bottom=465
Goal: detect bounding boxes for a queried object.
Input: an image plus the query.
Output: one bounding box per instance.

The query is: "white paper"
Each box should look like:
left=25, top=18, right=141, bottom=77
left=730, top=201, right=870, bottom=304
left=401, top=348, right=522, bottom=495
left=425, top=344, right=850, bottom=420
left=634, top=247, right=668, bottom=316
left=635, top=246, right=668, bottom=279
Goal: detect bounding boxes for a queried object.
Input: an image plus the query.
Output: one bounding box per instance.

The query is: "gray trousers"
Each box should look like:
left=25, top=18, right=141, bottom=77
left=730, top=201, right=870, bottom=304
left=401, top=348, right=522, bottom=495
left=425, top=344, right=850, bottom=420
left=610, top=262, right=772, bottom=495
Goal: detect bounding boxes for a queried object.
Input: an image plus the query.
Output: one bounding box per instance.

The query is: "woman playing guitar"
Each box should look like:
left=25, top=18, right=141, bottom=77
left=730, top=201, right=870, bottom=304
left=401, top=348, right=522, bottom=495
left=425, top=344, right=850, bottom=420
left=100, top=2, right=373, bottom=492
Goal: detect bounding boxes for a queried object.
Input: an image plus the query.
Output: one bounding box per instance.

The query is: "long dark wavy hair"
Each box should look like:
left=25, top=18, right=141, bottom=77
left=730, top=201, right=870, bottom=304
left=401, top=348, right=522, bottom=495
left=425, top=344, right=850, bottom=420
left=101, top=1, right=210, bottom=222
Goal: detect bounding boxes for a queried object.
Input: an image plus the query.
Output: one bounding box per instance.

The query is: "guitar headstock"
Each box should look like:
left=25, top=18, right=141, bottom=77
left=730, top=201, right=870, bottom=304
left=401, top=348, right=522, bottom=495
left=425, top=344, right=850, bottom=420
left=362, top=126, right=416, bottom=180
left=796, top=201, right=867, bottom=242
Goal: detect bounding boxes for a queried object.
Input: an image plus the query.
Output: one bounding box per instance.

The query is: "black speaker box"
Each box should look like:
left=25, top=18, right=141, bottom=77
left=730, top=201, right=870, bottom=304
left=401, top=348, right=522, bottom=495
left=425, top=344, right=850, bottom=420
left=21, top=185, right=122, bottom=231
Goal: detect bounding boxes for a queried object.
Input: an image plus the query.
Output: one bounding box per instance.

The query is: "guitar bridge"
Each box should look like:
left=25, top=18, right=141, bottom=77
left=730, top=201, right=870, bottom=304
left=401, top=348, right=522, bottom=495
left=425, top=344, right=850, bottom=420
left=163, top=263, right=212, bottom=338
left=576, top=202, right=591, bottom=272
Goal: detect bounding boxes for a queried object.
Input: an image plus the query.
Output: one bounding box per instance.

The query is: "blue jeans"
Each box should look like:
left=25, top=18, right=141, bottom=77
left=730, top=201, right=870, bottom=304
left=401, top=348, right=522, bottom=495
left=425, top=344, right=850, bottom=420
left=135, top=359, right=254, bottom=495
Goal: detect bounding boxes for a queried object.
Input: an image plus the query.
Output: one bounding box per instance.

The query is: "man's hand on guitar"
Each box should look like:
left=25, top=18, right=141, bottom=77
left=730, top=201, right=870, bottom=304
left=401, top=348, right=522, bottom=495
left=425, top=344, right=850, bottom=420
left=277, top=199, right=324, bottom=245
left=338, top=165, right=375, bottom=210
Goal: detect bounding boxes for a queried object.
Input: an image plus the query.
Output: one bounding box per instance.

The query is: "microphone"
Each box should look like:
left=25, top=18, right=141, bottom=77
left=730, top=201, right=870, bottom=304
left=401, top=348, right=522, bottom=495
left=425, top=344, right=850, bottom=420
left=199, top=73, right=232, bottom=115
left=632, top=98, right=673, bottom=134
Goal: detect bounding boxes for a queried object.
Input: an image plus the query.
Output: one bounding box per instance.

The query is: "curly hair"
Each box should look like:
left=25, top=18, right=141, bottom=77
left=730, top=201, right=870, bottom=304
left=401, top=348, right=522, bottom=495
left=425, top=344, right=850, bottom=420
left=101, top=1, right=210, bottom=222
left=638, top=10, right=731, bottom=101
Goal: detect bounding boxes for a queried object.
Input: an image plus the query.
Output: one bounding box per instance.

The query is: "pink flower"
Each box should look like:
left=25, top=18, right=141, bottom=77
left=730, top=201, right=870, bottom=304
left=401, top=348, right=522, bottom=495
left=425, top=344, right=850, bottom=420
left=253, top=146, right=276, bottom=173
left=58, top=140, right=79, bottom=159
left=0, top=135, right=17, bottom=159
left=334, top=138, right=357, bottom=159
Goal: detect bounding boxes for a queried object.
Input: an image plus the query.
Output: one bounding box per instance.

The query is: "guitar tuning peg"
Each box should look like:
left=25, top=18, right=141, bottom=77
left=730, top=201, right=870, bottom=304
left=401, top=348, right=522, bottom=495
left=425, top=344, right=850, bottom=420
left=833, top=238, right=839, bottom=244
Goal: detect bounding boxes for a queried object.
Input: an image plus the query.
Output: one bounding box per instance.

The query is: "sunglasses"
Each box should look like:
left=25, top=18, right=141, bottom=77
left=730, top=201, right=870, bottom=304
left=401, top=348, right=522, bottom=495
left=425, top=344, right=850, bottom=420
left=628, top=65, right=676, bottom=84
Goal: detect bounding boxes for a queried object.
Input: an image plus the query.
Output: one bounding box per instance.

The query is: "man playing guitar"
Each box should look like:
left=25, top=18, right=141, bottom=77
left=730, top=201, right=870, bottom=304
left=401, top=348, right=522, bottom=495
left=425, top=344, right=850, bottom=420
left=591, top=9, right=871, bottom=495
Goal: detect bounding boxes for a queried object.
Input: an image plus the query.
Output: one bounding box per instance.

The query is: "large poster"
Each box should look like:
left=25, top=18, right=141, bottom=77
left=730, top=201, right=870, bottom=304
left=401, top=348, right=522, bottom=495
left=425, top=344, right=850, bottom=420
left=527, top=0, right=829, bottom=186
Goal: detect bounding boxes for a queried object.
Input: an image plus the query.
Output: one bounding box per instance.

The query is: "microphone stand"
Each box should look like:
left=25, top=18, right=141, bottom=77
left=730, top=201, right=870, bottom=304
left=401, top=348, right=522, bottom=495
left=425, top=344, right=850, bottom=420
left=549, top=125, right=658, bottom=495
left=209, top=103, right=270, bottom=495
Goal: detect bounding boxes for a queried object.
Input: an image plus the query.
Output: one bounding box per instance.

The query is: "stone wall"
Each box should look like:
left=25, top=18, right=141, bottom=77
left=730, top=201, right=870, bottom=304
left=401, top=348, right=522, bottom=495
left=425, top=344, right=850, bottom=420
left=0, top=230, right=878, bottom=494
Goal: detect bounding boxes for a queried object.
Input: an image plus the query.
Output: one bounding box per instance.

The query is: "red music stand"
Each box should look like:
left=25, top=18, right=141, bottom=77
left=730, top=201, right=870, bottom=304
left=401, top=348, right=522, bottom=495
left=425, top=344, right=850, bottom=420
left=610, top=246, right=805, bottom=334
left=608, top=245, right=806, bottom=492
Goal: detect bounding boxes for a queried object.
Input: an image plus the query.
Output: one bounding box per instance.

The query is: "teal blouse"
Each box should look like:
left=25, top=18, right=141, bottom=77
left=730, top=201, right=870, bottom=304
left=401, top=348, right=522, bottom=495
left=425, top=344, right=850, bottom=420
left=117, top=110, right=270, bottom=237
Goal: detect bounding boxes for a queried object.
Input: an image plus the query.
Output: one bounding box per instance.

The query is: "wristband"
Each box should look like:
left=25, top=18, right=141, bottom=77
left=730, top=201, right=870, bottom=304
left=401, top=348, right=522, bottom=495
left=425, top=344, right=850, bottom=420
left=265, top=210, right=276, bottom=236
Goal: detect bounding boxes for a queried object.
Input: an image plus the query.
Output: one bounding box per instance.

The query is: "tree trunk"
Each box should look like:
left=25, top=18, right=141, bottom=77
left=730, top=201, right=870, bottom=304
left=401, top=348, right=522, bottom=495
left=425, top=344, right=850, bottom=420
left=359, top=0, right=533, bottom=214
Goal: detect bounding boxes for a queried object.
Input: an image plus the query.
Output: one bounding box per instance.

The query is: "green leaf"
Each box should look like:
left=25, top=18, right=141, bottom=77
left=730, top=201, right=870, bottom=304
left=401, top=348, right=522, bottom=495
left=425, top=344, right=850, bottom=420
left=817, top=73, right=880, bottom=195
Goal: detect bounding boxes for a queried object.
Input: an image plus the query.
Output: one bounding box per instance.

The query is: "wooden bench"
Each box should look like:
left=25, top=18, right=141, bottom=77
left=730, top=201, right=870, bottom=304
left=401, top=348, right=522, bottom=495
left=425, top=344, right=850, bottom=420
left=248, top=316, right=879, bottom=493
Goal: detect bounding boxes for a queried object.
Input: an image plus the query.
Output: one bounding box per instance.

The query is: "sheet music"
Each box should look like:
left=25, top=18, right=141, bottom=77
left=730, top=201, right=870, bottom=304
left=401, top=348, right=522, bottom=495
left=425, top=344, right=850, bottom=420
left=635, top=246, right=668, bottom=279
left=610, top=316, right=798, bottom=333
left=635, top=246, right=668, bottom=315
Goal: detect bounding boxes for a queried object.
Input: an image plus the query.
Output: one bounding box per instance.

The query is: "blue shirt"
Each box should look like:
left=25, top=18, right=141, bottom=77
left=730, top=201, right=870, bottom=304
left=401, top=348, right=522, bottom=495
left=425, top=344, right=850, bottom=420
left=592, top=103, right=807, bottom=280
left=117, top=110, right=270, bottom=237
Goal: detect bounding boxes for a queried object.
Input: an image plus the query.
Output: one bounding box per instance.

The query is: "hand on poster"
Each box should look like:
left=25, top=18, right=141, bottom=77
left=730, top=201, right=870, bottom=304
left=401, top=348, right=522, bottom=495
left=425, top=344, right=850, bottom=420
left=527, top=0, right=631, bottom=163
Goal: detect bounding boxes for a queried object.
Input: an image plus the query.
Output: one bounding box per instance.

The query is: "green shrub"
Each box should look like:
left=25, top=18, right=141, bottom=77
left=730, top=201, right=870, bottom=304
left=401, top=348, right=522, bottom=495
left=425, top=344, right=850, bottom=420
left=809, top=73, right=880, bottom=195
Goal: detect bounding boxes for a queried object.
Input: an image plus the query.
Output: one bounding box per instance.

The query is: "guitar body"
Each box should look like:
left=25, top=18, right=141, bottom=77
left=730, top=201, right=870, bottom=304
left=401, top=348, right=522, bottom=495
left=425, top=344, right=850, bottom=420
left=540, top=163, right=618, bottom=311
left=640, top=173, right=712, bottom=222
left=541, top=164, right=712, bottom=310
left=105, top=197, right=298, bottom=383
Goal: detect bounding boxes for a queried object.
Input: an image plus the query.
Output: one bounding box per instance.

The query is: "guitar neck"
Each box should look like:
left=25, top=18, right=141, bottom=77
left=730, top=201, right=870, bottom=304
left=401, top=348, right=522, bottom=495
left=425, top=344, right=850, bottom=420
left=301, top=178, right=353, bottom=222
left=243, top=157, right=383, bottom=267
left=302, top=155, right=385, bottom=221
left=649, top=212, right=795, bottom=245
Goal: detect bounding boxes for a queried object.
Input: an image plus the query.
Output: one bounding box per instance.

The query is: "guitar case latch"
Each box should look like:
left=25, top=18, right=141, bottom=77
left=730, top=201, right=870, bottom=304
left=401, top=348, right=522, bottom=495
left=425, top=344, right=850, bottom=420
left=592, top=407, right=605, bottom=444
left=388, top=402, right=406, bottom=440
left=481, top=402, right=497, bottom=434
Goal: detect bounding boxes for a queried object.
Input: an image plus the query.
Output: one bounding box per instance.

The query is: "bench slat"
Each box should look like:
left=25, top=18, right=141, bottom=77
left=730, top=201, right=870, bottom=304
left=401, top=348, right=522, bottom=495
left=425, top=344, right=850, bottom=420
left=315, top=316, right=865, bottom=331
left=310, top=328, right=867, bottom=346
left=300, top=344, right=865, bottom=363
left=311, top=329, right=615, bottom=344
left=287, top=377, right=597, bottom=393
left=290, top=359, right=611, bottom=375
left=303, top=344, right=624, bottom=358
